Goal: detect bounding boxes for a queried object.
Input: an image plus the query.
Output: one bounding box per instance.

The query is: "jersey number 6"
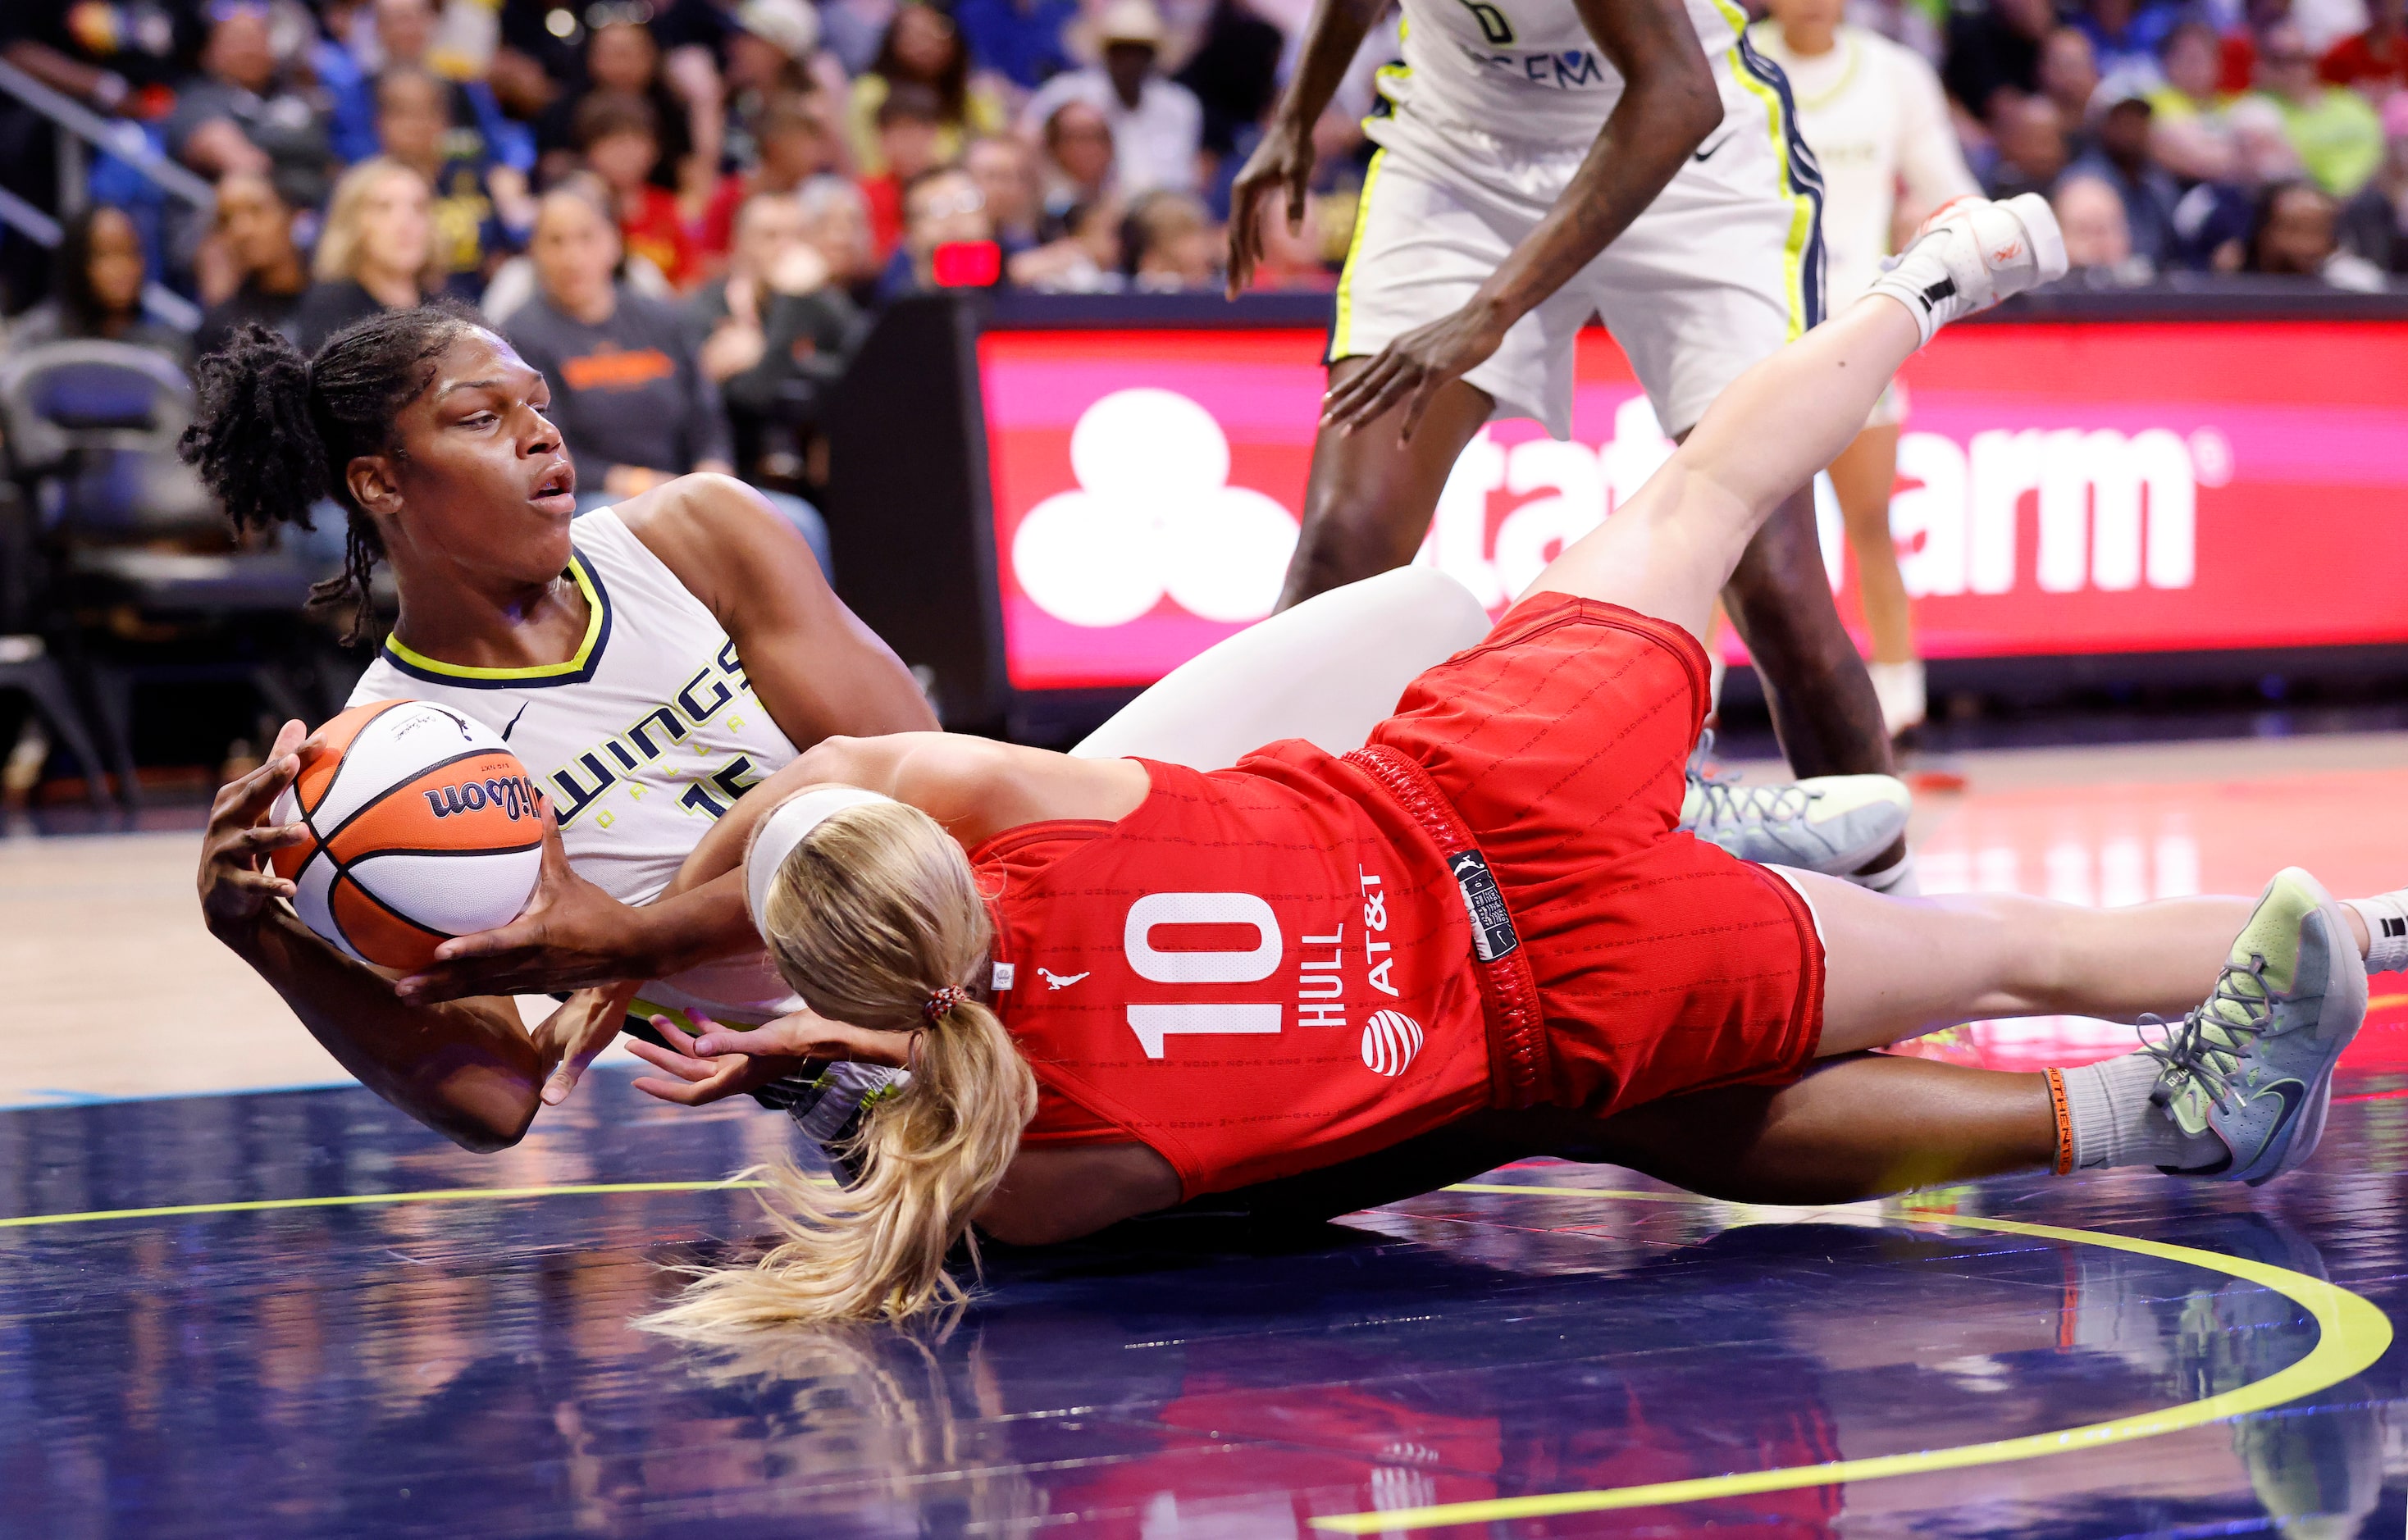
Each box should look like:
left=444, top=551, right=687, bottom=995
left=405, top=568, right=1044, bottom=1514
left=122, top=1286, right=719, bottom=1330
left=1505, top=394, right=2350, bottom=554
left=1123, top=891, right=1283, bottom=1059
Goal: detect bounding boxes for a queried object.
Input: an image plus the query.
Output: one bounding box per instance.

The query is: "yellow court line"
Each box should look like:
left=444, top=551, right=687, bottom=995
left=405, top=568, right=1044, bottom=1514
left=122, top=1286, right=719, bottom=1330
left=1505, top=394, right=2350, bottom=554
left=1310, top=1183, right=2394, bottom=1534
left=0, top=1179, right=765, bottom=1230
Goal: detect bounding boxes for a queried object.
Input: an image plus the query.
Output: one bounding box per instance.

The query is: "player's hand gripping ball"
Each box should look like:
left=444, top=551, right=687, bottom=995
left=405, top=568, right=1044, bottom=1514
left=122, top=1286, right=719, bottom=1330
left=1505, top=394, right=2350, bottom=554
left=268, top=699, right=545, bottom=971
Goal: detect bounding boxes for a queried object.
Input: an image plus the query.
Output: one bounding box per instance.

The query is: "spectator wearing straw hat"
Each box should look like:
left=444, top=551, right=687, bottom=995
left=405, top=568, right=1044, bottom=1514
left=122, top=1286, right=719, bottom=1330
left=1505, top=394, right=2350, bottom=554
left=1019, top=0, right=1204, bottom=195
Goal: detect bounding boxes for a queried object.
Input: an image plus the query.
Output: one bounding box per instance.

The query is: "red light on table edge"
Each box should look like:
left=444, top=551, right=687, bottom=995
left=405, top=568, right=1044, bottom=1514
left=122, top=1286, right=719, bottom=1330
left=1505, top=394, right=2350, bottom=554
left=933, top=241, right=1002, bottom=287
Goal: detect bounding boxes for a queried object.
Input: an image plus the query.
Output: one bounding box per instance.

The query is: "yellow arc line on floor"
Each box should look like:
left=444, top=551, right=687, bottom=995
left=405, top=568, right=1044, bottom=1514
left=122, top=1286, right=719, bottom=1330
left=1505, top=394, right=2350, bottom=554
left=1309, top=1183, right=2394, bottom=1534
left=0, top=1179, right=768, bottom=1229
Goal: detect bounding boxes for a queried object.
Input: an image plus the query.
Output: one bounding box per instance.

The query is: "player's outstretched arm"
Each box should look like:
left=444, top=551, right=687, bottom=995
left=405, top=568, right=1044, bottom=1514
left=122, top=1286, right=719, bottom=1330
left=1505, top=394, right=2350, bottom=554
left=199, top=721, right=550, bottom=1152
left=1322, top=0, right=1724, bottom=435
left=1226, top=0, right=1388, bottom=294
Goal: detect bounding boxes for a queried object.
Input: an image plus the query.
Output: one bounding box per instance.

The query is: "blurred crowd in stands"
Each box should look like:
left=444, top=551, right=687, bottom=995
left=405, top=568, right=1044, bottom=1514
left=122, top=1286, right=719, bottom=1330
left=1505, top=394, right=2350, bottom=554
left=0, top=0, right=2402, bottom=505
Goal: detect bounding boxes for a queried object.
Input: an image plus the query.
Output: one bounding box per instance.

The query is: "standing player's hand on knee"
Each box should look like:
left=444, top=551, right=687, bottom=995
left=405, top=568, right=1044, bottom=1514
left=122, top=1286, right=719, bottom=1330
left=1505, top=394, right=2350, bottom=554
left=1321, top=300, right=1510, bottom=441
left=198, top=718, right=311, bottom=944
left=1225, top=121, right=1315, bottom=298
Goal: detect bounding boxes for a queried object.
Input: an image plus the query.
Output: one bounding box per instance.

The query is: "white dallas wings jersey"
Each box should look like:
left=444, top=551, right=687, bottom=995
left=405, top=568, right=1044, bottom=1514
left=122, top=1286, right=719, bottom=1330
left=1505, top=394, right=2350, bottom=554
left=349, top=507, right=802, bottom=1022
left=1384, top=0, right=1746, bottom=146
left=1746, top=22, right=1976, bottom=304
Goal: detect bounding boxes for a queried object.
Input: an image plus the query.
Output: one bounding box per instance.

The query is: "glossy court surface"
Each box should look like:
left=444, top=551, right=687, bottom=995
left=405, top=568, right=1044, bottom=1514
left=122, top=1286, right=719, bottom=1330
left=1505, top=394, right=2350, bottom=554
left=7, top=733, right=2408, bottom=1538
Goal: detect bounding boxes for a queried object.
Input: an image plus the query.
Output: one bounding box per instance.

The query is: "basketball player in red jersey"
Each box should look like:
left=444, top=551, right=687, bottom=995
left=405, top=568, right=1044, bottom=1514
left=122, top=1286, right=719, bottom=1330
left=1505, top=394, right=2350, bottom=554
left=623, top=197, right=2408, bottom=1332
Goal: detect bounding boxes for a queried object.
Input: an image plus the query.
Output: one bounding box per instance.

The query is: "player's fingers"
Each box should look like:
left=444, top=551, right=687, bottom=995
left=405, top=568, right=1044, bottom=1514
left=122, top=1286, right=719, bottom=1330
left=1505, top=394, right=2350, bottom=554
left=267, top=718, right=308, bottom=762
left=222, top=868, right=298, bottom=901
left=1397, top=376, right=1440, bottom=445
left=631, top=1074, right=712, bottom=1105
left=221, top=822, right=308, bottom=857
left=540, top=1018, right=620, bottom=1106
left=1320, top=354, right=1395, bottom=428
left=1225, top=189, right=1260, bottom=297
left=212, top=749, right=299, bottom=828
left=1329, top=356, right=1409, bottom=432
left=1284, top=167, right=1308, bottom=231
left=625, top=1039, right=718, bottom=1082
left=427, top=918, right=541, bottom=964
left=650, top=1016, right=701, bottom=1056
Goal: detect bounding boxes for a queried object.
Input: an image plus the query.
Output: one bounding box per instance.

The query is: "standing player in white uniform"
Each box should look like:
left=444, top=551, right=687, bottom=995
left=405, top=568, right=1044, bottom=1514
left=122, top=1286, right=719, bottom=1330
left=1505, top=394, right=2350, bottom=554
left=1228, top=0, right=1922, bottom=891
left=1752, top=0, right=1977, bottom=737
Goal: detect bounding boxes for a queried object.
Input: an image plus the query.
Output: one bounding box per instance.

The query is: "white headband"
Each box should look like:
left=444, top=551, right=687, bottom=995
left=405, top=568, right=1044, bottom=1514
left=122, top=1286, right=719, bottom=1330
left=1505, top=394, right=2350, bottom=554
left=745, top=786, right=896, bottom=927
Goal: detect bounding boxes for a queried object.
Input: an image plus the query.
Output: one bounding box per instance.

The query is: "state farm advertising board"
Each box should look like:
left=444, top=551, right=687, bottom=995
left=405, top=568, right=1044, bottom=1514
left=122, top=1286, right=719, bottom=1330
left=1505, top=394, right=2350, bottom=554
left=978, top=323, right=2408, bottom=693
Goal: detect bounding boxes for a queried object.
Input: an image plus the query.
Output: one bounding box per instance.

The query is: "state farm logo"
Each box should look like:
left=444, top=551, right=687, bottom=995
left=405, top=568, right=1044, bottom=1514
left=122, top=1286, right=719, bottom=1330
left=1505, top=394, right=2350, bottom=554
left=1425, top=399, right=2227, bottom=607
left=1006, top=389, right=2231, bottom=629
left=1010, top=389, right=1299, bottom=627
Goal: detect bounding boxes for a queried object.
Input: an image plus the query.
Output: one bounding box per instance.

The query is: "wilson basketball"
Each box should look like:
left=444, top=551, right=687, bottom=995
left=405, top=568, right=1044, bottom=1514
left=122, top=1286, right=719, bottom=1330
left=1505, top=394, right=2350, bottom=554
left=268, top=699, right=545, bottom=972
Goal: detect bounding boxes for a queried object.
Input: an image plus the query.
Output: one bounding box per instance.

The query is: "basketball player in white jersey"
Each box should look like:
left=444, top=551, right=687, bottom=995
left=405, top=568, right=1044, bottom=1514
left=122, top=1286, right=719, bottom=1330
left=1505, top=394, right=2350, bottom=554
left=1227, top=0, right=1921, bottom=892
left=1751, top=0, right=1977, bottom=736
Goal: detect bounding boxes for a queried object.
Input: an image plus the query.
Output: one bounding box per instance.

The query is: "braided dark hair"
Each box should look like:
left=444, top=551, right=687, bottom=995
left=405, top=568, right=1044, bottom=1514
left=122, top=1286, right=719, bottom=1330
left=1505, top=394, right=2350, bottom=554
left=178, top=300, right=488, bottom=642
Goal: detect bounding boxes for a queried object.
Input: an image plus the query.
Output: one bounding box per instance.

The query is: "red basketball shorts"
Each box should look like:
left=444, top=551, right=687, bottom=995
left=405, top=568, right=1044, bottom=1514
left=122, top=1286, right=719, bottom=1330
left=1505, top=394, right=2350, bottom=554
left=1366, top=592, right=1826, bottom=1117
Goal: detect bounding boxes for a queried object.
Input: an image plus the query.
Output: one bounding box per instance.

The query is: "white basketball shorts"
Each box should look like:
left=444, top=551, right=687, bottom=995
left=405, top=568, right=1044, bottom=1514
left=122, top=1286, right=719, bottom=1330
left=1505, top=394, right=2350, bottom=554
left=1331, top=43, right=1827, bottom=440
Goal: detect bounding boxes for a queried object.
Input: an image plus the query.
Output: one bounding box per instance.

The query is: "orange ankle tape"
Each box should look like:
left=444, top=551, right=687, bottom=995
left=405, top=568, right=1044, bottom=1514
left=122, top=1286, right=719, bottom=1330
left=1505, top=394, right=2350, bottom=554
left=2045, top=1067, right=2073, bottom=1176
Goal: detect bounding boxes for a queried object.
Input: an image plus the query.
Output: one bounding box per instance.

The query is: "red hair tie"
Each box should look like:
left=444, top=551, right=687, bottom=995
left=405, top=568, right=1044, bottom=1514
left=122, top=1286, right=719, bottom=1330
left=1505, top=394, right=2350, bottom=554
left=922, top=985, right=968, bottom=1026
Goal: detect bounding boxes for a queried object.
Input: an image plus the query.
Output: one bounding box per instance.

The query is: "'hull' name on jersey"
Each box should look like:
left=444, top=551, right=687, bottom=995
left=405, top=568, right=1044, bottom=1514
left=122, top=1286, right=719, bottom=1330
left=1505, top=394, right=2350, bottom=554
left=545, top=638, right=762, bottom=827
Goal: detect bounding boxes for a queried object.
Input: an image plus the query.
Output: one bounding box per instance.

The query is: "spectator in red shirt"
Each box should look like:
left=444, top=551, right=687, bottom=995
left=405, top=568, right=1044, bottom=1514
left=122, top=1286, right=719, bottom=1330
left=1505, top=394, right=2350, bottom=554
left=2321, top=0, right=2408, bottom=91
left=856, top=84, right=949, bottom=260
left=577, top=91, right=703, bottom=290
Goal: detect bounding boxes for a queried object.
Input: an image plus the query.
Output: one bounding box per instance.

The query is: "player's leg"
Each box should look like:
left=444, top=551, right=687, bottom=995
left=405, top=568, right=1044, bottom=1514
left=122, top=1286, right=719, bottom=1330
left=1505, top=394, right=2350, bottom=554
left=1832, top=422, right=1912, bottom=668
left=1524, top=194, right=2064, bottom=649
left=1275, top=145, right=1566, bottom=610
left=1519, top=295, right=1924, bottom=638
left=1276, top=371, right=1492, bottom=610
left=1720, top=481, right=1899, bottom=788
left=1196, top=1054, right=2057, bottom=1222
left=1796, top=864, right=2392, bottom=1184
left=1830, top=421, right=1923, bottom=736
left=1593, top=78, right=1903, bottom=868
left=1792, top=873, right=2258, bottom=1055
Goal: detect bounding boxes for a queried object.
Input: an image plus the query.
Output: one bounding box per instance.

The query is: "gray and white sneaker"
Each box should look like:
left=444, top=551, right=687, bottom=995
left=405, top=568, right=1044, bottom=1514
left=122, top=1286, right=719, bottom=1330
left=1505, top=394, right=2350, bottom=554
left=1869, top=192, right=2068, bottom=346
left=2144, top=867, right=2369, bottom=1186
left=751, top=1059, right=909, bottom=1184
left=1678, top=731, right=1912, bottom=877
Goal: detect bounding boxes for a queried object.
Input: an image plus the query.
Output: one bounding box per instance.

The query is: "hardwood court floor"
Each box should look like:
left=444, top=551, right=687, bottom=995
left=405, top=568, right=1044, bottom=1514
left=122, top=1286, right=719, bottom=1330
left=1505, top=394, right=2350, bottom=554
left=3, top=731, right=2406, bottom=1537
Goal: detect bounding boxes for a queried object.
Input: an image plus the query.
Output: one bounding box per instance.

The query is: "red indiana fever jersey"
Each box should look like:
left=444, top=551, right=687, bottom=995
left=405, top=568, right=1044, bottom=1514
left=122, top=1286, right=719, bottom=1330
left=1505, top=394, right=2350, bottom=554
left=971, top=747, right=1497, bottom=1197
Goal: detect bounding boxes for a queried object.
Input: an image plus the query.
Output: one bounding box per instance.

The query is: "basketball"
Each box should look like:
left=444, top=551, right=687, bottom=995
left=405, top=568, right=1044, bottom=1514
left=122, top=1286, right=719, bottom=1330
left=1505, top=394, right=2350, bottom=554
left=268, top=699, right=546, bottom=972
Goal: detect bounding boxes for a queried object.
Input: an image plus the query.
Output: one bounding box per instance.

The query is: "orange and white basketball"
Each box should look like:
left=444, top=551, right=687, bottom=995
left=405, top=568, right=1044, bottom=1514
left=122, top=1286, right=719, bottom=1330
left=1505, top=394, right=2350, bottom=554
left=268, top=699, right=545, bottom=972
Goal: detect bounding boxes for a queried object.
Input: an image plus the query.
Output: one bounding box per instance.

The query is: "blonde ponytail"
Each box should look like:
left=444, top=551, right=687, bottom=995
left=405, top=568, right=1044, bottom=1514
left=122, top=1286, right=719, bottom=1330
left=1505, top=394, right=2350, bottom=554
left=643, top=799, right=1036, bottom=1337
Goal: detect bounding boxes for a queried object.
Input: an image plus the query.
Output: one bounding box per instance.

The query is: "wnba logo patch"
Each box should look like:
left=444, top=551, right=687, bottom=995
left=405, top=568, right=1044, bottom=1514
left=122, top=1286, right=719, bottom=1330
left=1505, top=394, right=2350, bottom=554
left=1361, top=1010, right=1424, bottom=1077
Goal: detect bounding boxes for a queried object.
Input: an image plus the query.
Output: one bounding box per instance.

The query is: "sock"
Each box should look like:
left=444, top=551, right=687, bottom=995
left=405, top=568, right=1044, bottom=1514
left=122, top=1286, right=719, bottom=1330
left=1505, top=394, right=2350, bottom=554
left=2346, top=891, right=2408, bottom=974
left=1853, top=850, right=1919, bottom=897
left=1707, top=654, right=1726, bottom=717
left=2056, top=1051, right=2223, bottom=1174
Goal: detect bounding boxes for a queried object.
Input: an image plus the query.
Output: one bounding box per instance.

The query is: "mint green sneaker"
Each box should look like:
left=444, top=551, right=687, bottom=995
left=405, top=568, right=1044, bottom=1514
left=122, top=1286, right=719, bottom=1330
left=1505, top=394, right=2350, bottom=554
left=2143, top=868, right=2368, bottom=1186
left=1679, top=731, right=1912, bottom=877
